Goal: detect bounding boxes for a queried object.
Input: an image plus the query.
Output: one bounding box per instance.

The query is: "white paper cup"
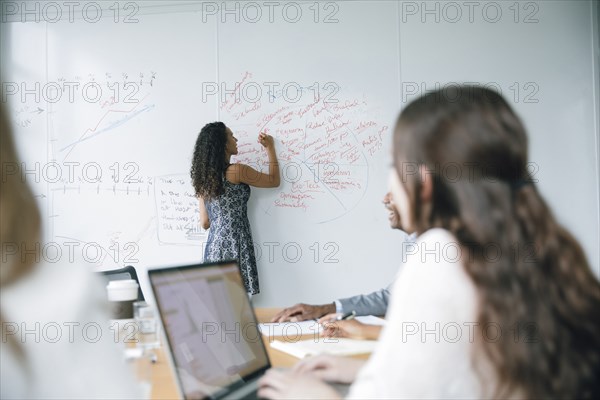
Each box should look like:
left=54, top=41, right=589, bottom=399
left=106, top=279, right=139, bottom=319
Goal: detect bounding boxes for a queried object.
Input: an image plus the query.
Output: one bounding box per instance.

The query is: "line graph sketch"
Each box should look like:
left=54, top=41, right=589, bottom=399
left=60, top=95, right=155, bottom=159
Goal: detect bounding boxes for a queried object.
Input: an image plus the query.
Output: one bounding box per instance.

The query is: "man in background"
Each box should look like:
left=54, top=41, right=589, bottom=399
left=271, top=192, right=414, bottom=324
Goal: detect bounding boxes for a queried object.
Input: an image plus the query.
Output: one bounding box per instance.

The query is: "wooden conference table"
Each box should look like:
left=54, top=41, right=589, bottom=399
left=147, top=308, right=366, bottom=400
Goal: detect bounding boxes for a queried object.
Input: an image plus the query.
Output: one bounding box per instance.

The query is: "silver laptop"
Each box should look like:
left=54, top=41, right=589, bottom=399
left=148, top=261, right=270, bottom=400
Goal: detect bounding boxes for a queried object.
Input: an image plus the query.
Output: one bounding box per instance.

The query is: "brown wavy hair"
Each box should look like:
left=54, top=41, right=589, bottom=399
left=190, top=121, right=228, bottom=200
left=394, top=86, right=600, bottom=398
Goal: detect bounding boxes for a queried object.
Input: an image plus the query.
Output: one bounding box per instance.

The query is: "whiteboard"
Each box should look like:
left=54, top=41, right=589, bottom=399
left=1, top=1, right=598, bottom=307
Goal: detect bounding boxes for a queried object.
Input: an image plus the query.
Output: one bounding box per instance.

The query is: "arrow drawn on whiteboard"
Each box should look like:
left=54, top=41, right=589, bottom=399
left=60, top=94, right=152, bottom=160
left=61, top=104, right=154, bottom=157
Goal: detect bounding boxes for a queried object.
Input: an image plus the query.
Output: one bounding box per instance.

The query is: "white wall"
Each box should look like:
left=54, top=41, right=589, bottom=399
left=398, top=0, right=600, bottom=278
left=1, top=1, right=598, bottom=307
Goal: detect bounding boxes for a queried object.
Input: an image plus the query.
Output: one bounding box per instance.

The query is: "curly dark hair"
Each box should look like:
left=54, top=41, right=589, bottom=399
left=395, top=86, right=600, bottom=398
left=190, top=121, right=229, bottom=200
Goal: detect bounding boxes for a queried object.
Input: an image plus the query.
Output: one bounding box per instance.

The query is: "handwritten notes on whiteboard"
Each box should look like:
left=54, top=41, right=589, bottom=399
left=222, top=72, right=390, bottom=223
left=41, top=67, right=391, bottom=253
left=155, top=175, right=205, bottom=244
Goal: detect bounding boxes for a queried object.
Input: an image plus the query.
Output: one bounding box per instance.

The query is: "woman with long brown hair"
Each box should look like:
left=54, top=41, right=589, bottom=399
left=258, top=86, right=600, bottom=399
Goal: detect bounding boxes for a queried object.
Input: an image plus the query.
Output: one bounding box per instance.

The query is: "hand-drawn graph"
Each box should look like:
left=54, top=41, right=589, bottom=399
left=46, top=71, right=158, bottom=161
left=59, top=96, right=155, bottom=160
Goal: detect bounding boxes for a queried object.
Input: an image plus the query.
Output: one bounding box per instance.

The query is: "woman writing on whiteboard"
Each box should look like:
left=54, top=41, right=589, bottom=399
left=191, top=122, right=280, bottom=295
left=258, top=86, right=600, bottom=398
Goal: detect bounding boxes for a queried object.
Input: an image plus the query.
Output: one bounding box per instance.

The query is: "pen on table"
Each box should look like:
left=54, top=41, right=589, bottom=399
left=336, top=310, right=356, bottom=321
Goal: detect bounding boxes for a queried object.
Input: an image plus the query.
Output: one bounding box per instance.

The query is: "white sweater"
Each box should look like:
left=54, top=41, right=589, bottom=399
left=1, top=259, right=141, bottom=399
left=348, top=228, right=498, bottom=399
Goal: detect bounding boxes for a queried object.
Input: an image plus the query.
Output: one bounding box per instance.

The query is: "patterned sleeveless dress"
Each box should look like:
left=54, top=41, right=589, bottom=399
left=203, top=179, right=259, bottom=294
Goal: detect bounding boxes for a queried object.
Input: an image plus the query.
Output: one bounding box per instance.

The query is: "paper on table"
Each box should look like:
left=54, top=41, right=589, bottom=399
left=270, top=338, right=378, bottom=358
left=258, top=320, right=322, bottom=339
left=258, top=315, right=385, bottom=341
left=355, top=315, right=386, bottom=326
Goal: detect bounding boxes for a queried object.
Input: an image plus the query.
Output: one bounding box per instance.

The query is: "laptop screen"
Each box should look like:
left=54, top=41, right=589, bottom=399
left=149, top=261, right=270, bottom=399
